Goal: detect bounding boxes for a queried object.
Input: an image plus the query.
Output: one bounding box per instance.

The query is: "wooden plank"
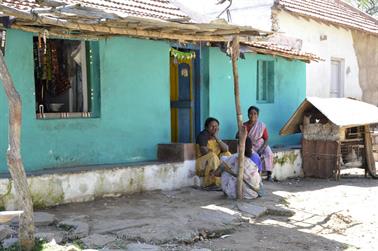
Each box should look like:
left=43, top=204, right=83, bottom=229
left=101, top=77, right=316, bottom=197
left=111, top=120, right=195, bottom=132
left=1, top=4, right=266, bottom=41
left=302, top=139, right=339, bottom=178
left=340, top=138, right=364, bottom=143
left=1, top=6, right=231, bottom=42
left=0, top=211, right=23, bottom=224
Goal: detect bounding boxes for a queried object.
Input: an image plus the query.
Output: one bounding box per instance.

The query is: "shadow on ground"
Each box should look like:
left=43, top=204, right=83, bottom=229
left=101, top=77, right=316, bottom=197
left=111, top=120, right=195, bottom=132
left=10, top=186, right=348, bottom=251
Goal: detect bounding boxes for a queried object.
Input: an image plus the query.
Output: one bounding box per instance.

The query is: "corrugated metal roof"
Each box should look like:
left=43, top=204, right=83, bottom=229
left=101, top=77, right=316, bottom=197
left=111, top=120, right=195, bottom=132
left=2, top=0, right=189, bottom=21
left=242, top=40, right=321, bottom=63
left=280, top=97, right=378, bottom=135
left=275, top=0, right=378, bottom=34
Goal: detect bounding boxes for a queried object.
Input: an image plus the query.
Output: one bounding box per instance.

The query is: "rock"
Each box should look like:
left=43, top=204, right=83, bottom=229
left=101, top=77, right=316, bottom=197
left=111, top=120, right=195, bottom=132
left=266, top=206, right=295, bottom=217
left=81, top=234, right=116, bottom=248
left=59, top=219, right=90, bottom=238
left=126, top=243, right=162, bottom=251
left=0, top=225, right=15, bottom=241
left=196, top=207, right=242, bottom=225
left=190, top=249, right=212, bottom=251
left=34, top=212, right=56, bottom=226
left=36, top=231, right=65, bottom=244
left=92, top=219, right=148, bottom=234
left=2, top=237, right=18, bottom=248
left=236, top=202, right=267, bottom=218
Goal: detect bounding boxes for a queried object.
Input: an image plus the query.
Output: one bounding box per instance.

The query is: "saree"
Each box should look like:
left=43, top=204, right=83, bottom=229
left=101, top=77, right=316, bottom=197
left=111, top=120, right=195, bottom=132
left=196, top=139, right=231, bottom=187
left=246, top=120, right=274, bottom=171
left=220, top=154, right=262, bottom=199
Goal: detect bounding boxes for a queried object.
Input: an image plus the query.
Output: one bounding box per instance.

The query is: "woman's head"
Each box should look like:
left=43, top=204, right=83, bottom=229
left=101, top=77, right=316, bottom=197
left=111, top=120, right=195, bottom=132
left=248, top=106, right=259, bottom=123
left=204, top=117, right=220, bottom=136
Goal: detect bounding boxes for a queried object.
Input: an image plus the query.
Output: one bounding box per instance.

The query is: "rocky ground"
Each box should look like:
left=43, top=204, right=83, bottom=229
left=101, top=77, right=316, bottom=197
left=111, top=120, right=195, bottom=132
left=1, top=169, right=377, bottom=251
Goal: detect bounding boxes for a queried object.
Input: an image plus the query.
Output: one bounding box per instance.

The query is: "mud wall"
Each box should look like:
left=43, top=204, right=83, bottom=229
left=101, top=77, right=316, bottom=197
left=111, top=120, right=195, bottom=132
left=352, top=31, right=378, bottom=105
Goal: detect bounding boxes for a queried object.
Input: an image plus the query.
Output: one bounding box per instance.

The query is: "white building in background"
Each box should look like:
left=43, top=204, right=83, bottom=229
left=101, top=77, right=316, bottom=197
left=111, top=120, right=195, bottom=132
left=174, top=0, right=378, bottom=104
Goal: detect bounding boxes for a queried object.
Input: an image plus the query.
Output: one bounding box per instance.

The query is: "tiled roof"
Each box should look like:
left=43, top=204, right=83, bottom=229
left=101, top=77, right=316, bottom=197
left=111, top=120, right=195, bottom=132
left=275, top=0, right=378, bottom=34
left=242, top=40, right=321, bottom=63
left=2, top=0, right=189, bottom=21
left=0, top=0, right=266, bottom=42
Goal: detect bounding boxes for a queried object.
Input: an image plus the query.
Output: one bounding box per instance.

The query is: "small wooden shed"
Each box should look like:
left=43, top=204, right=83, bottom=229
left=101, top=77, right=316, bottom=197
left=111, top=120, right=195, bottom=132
left=280, top=97, right=378, bottom=179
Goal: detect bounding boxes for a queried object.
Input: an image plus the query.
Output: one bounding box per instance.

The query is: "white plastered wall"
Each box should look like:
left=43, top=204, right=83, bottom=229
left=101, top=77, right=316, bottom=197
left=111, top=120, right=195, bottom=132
left=174, top=0, right=275, bottom=31
left=275, top=11, right=362, bottom=99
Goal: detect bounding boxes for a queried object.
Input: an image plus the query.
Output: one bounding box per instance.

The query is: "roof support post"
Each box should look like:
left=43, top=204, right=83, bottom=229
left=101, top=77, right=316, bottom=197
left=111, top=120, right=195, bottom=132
left=0, top=51, right=35, bottom=250
left=230, top=36, right=245, bottom=200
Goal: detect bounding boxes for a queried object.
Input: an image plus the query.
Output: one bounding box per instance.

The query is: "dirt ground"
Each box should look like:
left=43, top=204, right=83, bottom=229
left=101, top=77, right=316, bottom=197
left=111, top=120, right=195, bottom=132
left=3, top=169, right=378, bottom=251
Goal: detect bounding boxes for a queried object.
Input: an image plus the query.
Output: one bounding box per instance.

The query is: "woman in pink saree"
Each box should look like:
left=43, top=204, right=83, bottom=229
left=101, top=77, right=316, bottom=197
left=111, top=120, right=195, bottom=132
left=244, top=106, right=274, bottom=181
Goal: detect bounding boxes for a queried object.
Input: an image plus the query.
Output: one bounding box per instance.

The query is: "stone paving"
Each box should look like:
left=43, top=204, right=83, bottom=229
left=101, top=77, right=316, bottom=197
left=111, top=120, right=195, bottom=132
left=1, top=172, right=377, bottom=250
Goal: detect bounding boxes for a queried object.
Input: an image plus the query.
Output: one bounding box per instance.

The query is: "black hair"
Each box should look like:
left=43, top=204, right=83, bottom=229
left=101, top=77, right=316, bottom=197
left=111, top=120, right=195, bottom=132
left=244, top=137, right=253, bottom=158
left=248, top=106, right=259, bottom=115
left=204, top=117, right=219, bottom=128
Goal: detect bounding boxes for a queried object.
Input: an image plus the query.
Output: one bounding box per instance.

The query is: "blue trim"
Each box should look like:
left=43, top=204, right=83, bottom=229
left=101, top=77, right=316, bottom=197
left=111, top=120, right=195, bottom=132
left=170, top=43, right=202, bottom=142
left=194, top=48, right=201, bottom=139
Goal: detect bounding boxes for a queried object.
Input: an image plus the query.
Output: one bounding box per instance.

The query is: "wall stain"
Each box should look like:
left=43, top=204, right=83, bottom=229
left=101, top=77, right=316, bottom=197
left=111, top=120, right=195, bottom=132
left=274, top=152, right=298, bottom=166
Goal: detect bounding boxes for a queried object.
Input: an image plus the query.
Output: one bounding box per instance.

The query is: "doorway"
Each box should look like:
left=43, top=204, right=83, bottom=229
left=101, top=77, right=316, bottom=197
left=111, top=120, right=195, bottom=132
left=170, top=48, right=199, bottom=143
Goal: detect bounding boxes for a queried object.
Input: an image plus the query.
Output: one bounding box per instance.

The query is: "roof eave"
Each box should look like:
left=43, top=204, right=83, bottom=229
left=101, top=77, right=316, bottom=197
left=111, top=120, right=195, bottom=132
left=0, top=4, right=268, bottom=42
left=273, top=4, right=378, bottom=36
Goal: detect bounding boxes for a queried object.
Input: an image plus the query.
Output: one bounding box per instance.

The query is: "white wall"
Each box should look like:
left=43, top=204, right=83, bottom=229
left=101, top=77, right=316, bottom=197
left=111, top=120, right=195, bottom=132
left=174, top=0, right=274, bottom=31
left=275, top=11, right=362, bottom=99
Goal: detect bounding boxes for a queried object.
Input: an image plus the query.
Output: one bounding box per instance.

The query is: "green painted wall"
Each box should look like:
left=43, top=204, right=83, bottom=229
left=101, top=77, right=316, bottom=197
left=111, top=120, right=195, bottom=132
left=207, top=47, right=305, bottom=146
left=0, top=29, right=171, bottom=172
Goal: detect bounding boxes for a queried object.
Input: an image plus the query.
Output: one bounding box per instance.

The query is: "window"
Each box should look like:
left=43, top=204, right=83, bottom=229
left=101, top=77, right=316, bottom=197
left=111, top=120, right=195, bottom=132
left=256, top=60, right=274, bottom=103
left=33, top=38, right=100, bottom=119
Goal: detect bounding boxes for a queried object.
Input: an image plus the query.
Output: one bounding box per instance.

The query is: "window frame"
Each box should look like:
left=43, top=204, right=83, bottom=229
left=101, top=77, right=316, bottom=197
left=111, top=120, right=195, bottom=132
left=256, top=60, right=275, bottom=104
left=33, top=38, right=101, bottom=119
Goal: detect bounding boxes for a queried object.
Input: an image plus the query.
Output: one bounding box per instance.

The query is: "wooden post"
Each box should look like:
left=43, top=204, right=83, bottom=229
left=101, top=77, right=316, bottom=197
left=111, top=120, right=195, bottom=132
left=335, top=141, right=341, bottom=181
left=364, top=125, right=377, bottom=179
left=230, top=36, right=245, bottom=200
left=0, top=51, right=35, bottom=250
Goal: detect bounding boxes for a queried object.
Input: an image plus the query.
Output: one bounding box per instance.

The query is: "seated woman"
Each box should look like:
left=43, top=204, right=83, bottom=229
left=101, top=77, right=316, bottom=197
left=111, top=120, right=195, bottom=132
left=196, top=117, right=231, bottom=188
left=214, top=127, right=262, bottom=199
left=244, top=106, right=274, bottom=181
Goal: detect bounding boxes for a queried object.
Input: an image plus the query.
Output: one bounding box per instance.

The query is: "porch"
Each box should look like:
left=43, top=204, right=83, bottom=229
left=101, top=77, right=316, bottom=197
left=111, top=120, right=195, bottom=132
left=0, top=144, right=302, bottom=210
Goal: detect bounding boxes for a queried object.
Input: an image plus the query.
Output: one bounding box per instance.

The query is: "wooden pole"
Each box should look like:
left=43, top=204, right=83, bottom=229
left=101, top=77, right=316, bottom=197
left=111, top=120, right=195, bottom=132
left=0, top=51, right=35, bottom=250
left=230, top=36, right=245, bottom=200
left=364, top=125, right=377, bottom=179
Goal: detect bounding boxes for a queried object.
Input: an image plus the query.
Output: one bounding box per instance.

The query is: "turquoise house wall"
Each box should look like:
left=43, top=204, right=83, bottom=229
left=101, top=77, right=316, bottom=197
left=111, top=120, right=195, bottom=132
left=208, top=47, right=305, bottom=146
left=0, top=29, right=171, bottom=172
